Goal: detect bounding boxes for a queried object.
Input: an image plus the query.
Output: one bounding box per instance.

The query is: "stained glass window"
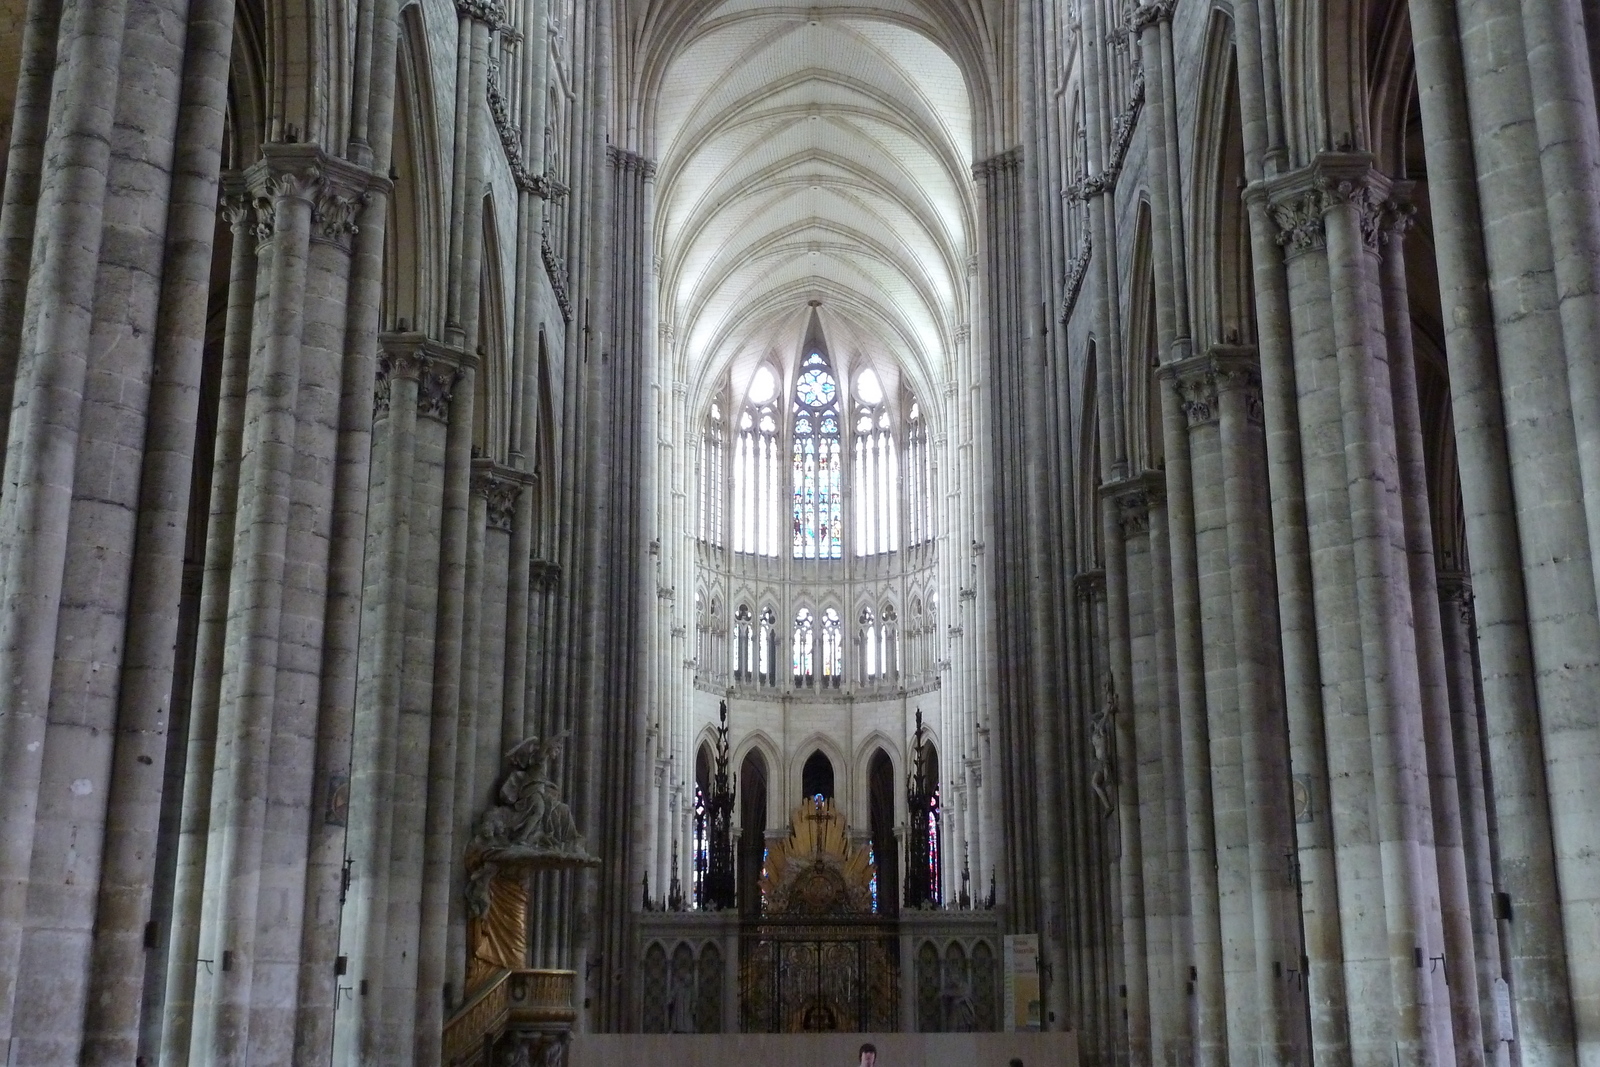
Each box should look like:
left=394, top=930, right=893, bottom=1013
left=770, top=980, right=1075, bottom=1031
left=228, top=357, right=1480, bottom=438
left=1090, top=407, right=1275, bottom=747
left=792, top=352, right=842, bottom=560
left=927, top=787, right=942, bottom=905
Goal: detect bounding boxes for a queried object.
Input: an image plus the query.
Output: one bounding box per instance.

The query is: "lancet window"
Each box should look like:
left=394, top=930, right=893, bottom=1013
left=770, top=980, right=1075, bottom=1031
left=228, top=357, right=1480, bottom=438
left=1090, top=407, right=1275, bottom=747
left=758, top=607, right=776, bottom=685
left=792, top=352, right=843, bottom=560
left=905, top=400, right=932, bottom=547
left=854, top=369, right=898, bottom=555
left=821, top=607, right=843, bottom=688
left=792, top=607, right=815, bottom=686
left=733, top=367, right=780, bottom=557
left=733, top=604, right=754, bottom=681
left=859, top=607, right=878, bottom=682
left=698, top=400, right=724, bottom=546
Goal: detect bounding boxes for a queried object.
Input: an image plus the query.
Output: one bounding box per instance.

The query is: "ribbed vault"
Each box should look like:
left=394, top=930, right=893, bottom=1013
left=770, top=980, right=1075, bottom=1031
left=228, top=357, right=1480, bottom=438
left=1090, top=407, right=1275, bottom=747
left=630, top=0, right=989, bottom=410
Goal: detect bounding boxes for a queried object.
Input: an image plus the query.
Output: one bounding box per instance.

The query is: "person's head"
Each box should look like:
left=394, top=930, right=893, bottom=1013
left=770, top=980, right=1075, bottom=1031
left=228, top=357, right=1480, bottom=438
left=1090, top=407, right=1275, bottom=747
left=858, top=1042, right=877, bottom=1066
left=1010, top=1060, right=1025, bottom=1067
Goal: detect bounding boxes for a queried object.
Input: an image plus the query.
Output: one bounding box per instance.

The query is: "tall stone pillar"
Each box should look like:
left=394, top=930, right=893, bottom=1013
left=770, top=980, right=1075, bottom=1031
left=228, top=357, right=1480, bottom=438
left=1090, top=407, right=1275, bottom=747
left=1264, top=154, right=1452, bottom=1067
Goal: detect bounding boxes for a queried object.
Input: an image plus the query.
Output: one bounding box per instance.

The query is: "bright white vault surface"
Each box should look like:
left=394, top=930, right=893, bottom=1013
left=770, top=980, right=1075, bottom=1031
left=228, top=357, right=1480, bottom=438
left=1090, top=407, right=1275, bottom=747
left=648, top=1, right=977, bottom=405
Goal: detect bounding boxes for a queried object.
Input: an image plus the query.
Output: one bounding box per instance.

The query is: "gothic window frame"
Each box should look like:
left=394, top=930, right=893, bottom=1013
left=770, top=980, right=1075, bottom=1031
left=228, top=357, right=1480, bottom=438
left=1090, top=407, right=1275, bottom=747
left=820, top=606, right=843, bottom=688
left=791, top=350, right=843, bottom=560
left=759, top=605, right=777, bottom=686
left=734, top=365, right=782, bottom=557
left=792, top=605, right=816, bottom=687
left=733, top=603, right=754, bottom=681
left=853, top=368, right=900, bottom=556
left=698, top=395, right=726, bottom=547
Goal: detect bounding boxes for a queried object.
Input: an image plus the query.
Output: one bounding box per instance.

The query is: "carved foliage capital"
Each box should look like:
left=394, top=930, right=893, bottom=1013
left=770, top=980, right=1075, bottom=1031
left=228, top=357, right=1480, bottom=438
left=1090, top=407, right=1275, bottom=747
left=473, top=464, right=525, bottom=532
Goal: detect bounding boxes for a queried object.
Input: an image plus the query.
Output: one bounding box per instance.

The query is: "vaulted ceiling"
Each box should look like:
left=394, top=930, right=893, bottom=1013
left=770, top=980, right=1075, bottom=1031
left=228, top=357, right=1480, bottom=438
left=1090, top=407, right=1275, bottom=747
left=629, top=0, right=1002, bottom=411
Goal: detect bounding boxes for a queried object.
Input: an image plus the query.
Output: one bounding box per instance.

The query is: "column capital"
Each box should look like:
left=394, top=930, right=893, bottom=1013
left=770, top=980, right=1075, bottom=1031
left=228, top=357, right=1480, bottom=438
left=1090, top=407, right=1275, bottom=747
left=455, top=0, right=506, bottom=25
left=471, top=460, right=529, bottom=532
left=607, top=144, right=658, bottom=179
left=1159, top=345, right=1259, bottom=426
left=1073, top=569, right=1107, bottom=604
left=1251, top=152, right=1397, bottom=256
left=245, top=145, right=389, bottom=248
left=374, top=333, right=478, bottom=423
left=1128, top=0, right=1175, bottom=34
left=1101, top=471, right=1166, bottom=537
left=971, top=147, right=1023, bottom=183
left=530, top=559, right=563, bottom=592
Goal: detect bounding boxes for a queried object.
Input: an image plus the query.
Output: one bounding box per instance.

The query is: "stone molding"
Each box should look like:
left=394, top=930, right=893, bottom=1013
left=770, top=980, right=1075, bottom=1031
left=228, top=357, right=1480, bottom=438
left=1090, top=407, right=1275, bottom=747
left=374, top=332, right=479, bottom=423
left=542, top=224, right=574, bottom=322
left=1059, top=225, right=1093, bottom=323
left=486, top=57, right=564, bottom=199
left=1063, top=67, right=1145, bottom=203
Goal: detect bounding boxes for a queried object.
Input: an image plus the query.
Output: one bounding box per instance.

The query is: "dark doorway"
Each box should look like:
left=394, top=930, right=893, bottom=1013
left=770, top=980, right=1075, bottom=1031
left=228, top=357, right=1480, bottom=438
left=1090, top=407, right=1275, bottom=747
left=868, top=749, right=898, bottom=915
left=801, top=750, right=834, bottom=802
left=738, top=750, right=769, bottom=916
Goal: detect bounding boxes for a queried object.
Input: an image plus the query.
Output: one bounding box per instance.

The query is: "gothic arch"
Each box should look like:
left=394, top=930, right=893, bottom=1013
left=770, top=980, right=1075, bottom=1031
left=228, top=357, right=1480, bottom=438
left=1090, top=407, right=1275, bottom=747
left=1189, top=12, right=1256, bottom=350
left=731, top=731, right=782, bottom=828
left=1124, top=200, right=1160, bottom=473
left=853, top=730, right=903, bottom=820
left=475, top=193, right=511, bottom=459
left=383, top=6, right=445, bottom=337
left=226, top=2, right=269, bottom=170
left=789, top=735, right=850, bottom=812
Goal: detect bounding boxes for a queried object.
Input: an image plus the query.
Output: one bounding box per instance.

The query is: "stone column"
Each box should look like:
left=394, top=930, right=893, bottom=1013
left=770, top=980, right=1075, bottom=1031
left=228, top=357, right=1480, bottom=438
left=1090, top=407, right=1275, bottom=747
left=186, top=149, right=321, bottom=1067
left=4, top=0, right=197, bottom=1055
left=1215, top=353, right=1306, bottom=1065
left=1380, top=199, right=1485, bottom=1064
left=332, top=339, right=422, bottom=1066
left=160, top=182, right=259, bottom=1065
left=247, top=156, right=369, bottom=1064
left=1106, top=473, right=1167, bottom=1067
left=0, top=0, right=132, bottom=1043
left=85, top=0, right=237, bottom=1053
left=1266, top=154, right=1448, bottom=1067
left=1436, top=573, right=1510, bottom=1065
left=1410, top=0, right=1581, bottom=1051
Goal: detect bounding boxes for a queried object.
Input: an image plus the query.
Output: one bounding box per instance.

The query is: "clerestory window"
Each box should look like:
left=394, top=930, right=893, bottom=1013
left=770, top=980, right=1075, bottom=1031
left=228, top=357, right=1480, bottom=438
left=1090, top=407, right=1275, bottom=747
left=792, top=352, right=843, bottom=560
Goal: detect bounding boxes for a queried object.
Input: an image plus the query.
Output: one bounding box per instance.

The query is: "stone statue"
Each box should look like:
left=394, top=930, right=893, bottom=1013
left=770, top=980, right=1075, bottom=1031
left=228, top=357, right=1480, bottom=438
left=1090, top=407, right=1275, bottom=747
left=463, top=733, right=599, bottom=986
left=1090, top=676, right=1118, bottom=815
left=469, top=731, right=592, bottom=861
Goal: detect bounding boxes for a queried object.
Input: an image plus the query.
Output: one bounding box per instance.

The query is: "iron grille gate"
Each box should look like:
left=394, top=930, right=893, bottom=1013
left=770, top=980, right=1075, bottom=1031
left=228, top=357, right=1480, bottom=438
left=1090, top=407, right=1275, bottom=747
left=739, top=924, right=899, bottom=1032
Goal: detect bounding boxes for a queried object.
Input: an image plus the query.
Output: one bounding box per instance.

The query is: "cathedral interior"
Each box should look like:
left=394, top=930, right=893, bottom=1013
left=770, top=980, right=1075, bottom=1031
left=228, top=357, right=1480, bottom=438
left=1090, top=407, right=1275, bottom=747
left=0, top=0, right=1597, bottom=1063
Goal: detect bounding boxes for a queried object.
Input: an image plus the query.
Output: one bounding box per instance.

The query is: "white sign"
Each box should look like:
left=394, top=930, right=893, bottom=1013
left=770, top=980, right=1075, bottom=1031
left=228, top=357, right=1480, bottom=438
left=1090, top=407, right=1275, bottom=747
left=1493, top=977, right=1514, bottom=1041
left=1005, top=934, right=1041, bottom=1033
